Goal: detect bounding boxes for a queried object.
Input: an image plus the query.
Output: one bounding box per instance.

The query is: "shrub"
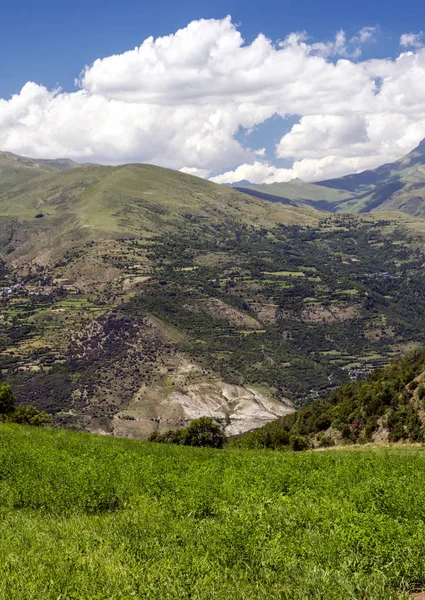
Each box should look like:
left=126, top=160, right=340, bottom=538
left=182, top=417, right=225, bottom=449
left=8, top=406, right=51, bottom=426
left=149, top=417, right=225, bottom=449
left=388, top=421, right=406, bottom=443
left=0, top=383, right=51, bottom=426
left=289, top=435, right=309, bottom=451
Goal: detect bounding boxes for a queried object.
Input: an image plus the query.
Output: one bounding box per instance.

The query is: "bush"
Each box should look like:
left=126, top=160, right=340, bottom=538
left=290, top=435, right=309, bottom=451
left=8, top=406, right=51, bottom=426
left=149, top=417, right=225, bottom=449
left=0, top=383, right=51, bottom=426
left=182, top=417, right=225, bottom=449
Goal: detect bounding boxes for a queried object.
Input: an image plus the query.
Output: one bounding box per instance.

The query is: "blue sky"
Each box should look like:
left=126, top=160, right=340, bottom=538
left=1, top=1, right=425, bottom=183
left=2, top=0, right=422, bottom=97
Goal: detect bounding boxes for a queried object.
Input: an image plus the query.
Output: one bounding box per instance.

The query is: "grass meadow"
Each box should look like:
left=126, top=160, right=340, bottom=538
left=1, top=424, right=425, bottom=599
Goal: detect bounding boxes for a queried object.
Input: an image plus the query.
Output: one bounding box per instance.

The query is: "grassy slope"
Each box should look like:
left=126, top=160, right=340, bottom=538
left=1, top=422, right=425, bottom=599
left=236, top=180, right=352, bottom=210
left=0, top=158, right=317, bottom=230
left=0, top=151, right=78, bottom=196
left=0, top=158, right=318, bottom=271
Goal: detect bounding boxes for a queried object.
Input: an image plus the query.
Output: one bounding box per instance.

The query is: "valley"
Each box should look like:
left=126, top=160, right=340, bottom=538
left=3, top=149, right=425, bottom=437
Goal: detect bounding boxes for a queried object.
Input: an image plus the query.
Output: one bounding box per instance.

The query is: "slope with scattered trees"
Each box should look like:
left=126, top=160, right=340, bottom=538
left=232, top=348, right=425, bottom=450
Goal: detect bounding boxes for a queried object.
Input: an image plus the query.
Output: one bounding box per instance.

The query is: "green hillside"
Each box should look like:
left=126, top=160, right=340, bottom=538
left=234, top=347, right=425, bottom=450
left=0, top=153, right=314, bottom=228
left=237, top=139, right=425, bottom=217
left=2, top=422, right=425, bottom=599
left=234, top=179, right=352, bottom=210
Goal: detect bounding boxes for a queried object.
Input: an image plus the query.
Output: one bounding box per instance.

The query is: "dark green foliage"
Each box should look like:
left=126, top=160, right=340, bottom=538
left=7, top=405, right=51, bottom=426
left=181, top=417, right=225, bottom=448
left=0, top=383, right=51, bottom=425
left=234, top=348, right=425, bottom=450
left=150, top=417, right=225, bottom=449
left=0, top=382, right=15, bottom=414
left=289, top=435, right=309, bottom=451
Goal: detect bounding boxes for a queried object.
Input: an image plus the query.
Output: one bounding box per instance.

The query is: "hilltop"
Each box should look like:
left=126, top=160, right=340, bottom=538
left=235, top=139, right=425, bottom=217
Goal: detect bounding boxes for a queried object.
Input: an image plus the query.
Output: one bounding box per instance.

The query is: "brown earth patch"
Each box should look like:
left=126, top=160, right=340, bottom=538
left=301, top=302, right=359, bottom=324
left=250, top=303, right=279, bottom=324
left=186, top=298, right=261, bottom=329
left=195, top=252, right=237, bottom=267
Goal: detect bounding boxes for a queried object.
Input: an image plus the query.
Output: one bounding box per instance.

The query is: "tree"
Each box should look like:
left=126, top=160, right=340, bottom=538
left=182, top=417, right=225, bottom=449
left=0, top=383, right=15, bottom=415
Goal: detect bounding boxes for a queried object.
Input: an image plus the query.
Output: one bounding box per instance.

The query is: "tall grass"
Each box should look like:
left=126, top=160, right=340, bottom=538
left=1, top=423, right=425, bottom=599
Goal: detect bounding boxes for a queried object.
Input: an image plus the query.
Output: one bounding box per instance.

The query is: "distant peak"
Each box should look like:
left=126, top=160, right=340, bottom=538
left=415, top=138, right=425, bottom=152
left=224, top=180, right=254, bottom=187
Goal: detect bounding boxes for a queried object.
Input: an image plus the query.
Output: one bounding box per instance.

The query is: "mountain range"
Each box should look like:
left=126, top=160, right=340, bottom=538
left=233, top=139, right=425, bottom=217
left=2, top=145, right=425, bottom=438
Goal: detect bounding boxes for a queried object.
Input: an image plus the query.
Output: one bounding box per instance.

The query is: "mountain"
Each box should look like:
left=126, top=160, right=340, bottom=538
left=0, top=150, right=78, bottom=171
left=235, top=139, right=425, bottom=217
left=233, top=347, right=425, bottom=449
left=0, top=153, right=317, bottom=436
left=3, top=151, right=425, bottom=438
left=0, top=150, right=78, bottom=195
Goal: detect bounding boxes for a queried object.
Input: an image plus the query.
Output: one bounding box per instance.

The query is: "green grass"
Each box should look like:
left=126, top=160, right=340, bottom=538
left=1, top=424, right=425, bottom=599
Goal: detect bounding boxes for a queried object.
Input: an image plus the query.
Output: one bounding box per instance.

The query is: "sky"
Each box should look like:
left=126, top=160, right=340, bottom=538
left=1, top=0, right=425, bottom=183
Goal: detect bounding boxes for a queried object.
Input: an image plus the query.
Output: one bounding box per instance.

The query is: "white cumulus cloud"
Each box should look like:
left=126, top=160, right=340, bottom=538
left=400, top=32, right=424, bottom=48
left=351, top=26, right=379, bottom=44
left=1, top=17, right=425, bottom=183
